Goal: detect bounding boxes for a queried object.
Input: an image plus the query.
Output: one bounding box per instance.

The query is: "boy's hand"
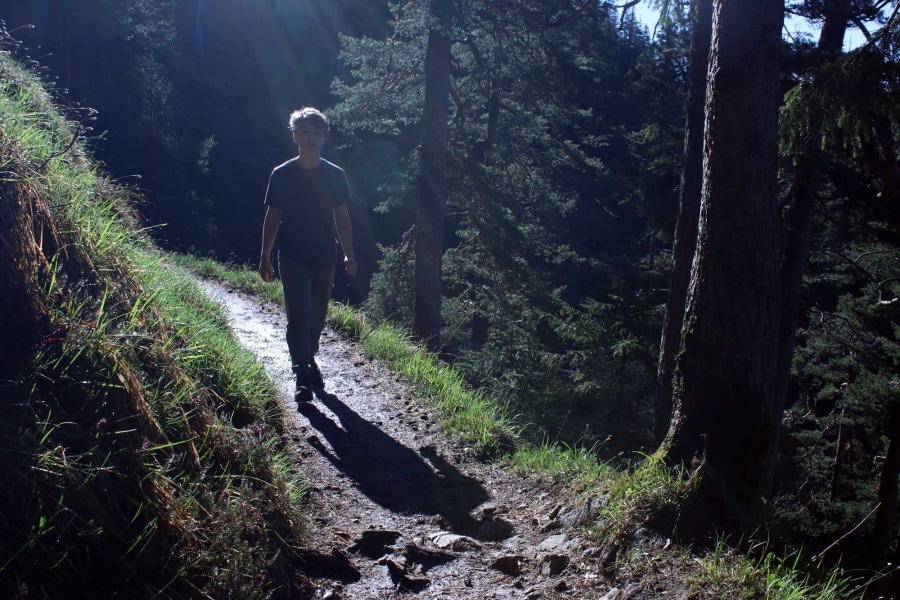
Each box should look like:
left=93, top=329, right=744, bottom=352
left=344, top=256, right=358, bottom=277
left=259, top=257, right=274, bottom=282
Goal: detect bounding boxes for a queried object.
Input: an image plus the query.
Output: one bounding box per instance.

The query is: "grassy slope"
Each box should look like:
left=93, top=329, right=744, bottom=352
left=0, top=42, right=308, bottom=599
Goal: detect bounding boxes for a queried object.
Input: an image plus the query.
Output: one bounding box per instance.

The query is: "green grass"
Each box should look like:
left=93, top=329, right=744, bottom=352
left=171, top=253, right=284, bottom=304
left=0, top=43, right=307, bottom=599
left=511, top=440, right=616, bottom=488
left=329, top=302, right=518, bottom=456
left=688, top=538, right=862, bottom=599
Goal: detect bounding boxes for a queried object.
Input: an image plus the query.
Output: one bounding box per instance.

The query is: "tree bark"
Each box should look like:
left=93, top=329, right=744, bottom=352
left=655, top=0, right=714, bottom=445
left=413, top=0, right=453, bottom=351
left=660, top=0, right=784, bottom=531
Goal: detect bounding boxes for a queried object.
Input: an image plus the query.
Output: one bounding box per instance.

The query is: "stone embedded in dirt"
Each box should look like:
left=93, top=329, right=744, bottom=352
left=384, top=555, right=431, bottom=592
left=537, top=534, right=570, bottom=553
left=540, top=518, right=561, bottom=533
left=404, top=543, right=458, bottom=570
left=560, top=495, right=602, bottom=529
left=547, top=504, right=563, bottom=520
left=524, top=581, right=569, bottom=599
left=427, top=531, right=482, bottom=552
left=539, top=553, right=569, bottom=577
left=399, top=574, right=431, bottom=592
left=490, top=554, right=524, bottom=576
left=479, top=501, right=499, bottom=516
left=598, top=588, right=624, bottom=600
left=347, top=529, right=402, bottom=559
left=385, top=557, right=408, bottom=582
left=477, top=515, right=515, bottom=540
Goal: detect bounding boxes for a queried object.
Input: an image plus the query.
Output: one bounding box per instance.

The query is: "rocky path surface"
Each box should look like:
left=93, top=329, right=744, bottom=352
left=197, top=280, right=626, bottom=600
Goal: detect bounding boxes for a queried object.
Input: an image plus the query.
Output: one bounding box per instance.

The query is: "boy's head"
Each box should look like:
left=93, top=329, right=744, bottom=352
left=289, top=107, right=329, bottom=134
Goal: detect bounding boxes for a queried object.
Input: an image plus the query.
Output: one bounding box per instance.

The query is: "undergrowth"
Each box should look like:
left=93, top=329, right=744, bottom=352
left=0, top=36, right=308, bottom=599
left=179, top=255, right=868, bottom=597
left=328, top=300, right=866, bottom=598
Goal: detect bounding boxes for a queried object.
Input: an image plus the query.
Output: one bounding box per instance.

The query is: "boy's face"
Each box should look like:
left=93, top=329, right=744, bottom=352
left=292, top=122, right=328, bottom=155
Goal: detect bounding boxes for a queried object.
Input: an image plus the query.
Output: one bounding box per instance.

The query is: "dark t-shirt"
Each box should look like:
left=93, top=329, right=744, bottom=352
left=264, top=157, right=351, bottom=269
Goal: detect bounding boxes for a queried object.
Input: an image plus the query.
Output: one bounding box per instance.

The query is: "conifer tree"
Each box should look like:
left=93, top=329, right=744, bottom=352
left=658, top=0, right=784, bottom=531
left=413, top=0, right=453, bottom=350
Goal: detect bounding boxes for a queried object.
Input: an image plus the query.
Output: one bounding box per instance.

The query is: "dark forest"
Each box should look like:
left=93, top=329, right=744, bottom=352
left=3, top=0, right=900, bottom=595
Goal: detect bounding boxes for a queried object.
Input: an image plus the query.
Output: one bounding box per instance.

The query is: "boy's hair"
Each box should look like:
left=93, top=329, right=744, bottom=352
left=289, top=107, right=329, bottom=132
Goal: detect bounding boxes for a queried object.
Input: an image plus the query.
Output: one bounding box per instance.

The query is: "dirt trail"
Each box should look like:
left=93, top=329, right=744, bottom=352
left=197, top=279, right=623, bottom=599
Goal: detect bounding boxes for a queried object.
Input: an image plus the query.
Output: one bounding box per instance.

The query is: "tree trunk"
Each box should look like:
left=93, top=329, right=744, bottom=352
left=772, top=0, right=849, bottom=493
left=412, top=0, right=452, bottom=351
left=655, top=0, right=714, bottom=444
left=869, top=406, right=900, bottom=599
left=660, top=0, right=784, bottom=531
left=829, top=414, right=846, bottom=500
left=484, top=62, right=502, bottom=167
left=864, top=113, right=900, bottom=232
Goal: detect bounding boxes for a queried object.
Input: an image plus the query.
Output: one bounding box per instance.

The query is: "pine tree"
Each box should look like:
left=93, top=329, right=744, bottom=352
left=658, top=0, right=784, bottom=531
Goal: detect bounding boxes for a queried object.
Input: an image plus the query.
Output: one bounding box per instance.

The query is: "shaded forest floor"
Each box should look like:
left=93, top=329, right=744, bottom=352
left=196, top=278, right=684, bottom=599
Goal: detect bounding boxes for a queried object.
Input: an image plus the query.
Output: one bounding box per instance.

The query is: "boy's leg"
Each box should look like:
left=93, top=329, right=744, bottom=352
left=308, top=266, right=335, bottom=392
left=309, top=266, right=336, bottom=357
left=279, top=254, right=314, bottom=400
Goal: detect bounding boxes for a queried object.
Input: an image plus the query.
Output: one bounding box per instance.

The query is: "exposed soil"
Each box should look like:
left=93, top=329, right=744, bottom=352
left=196, top=279, right=648, bottom=599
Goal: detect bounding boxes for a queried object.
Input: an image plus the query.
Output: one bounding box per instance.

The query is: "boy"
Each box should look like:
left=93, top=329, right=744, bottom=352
left=259, top=107, right=357, bottom=403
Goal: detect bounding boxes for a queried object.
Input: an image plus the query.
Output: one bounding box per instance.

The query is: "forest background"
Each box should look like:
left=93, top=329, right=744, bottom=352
left=2, top=0, right=900, bottom=592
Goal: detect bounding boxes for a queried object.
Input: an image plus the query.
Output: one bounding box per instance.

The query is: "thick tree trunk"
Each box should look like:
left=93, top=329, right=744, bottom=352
left=469, top=63, right=502, bottom=351
left=413, top=0, right=452, bottom=351
left=661, top=0, right=784, bottom=531
left=655, top=0, right=714, bottom=444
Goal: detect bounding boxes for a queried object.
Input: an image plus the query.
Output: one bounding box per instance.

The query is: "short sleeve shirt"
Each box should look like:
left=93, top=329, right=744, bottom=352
left=264, top=157, right=351, bottom=269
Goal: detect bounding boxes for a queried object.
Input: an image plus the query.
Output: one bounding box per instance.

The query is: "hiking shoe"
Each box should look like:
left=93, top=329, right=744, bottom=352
left=293, top=363, right=313, bottom=404
left=294, top=385, right=313, bottom=404
left=309, top=359, right=325, bottom=392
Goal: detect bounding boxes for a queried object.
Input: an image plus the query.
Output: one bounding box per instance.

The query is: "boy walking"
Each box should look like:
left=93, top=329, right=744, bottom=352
left=259, top=107, right=357, bottom=403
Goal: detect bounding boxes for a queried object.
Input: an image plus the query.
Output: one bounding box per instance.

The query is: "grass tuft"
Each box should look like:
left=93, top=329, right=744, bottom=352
left=329, top=301, right=517, bottom=456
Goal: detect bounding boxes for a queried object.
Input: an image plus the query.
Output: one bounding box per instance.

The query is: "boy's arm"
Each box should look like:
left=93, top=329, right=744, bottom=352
left=334, top=204, right=357, bottom=276
left=259, top=206, right=281, bottom=282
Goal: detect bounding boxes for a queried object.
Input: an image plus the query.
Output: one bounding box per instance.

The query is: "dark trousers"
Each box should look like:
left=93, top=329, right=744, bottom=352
left=279, top=253, right=335, bottom=369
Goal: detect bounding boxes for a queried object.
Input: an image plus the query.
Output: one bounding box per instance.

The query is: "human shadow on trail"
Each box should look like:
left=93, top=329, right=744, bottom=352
left=298, top=393, right=493, bottom=537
